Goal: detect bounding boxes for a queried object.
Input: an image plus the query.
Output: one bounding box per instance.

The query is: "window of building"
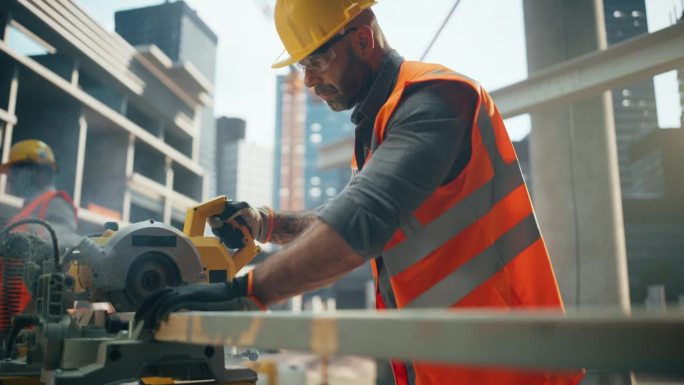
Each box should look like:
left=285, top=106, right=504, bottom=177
left=309, top=187, right=321, bottom=198
left=310, top=133, right=322, bottom=143
left=325, top=187, right=337, bottom=197
left=311, top=123, right=322, bottom=132
left=6, top=21, right=55, bottom=56
left=310, top=176, right=321, bottom=186
left=613, top=10, right=624, bottom=18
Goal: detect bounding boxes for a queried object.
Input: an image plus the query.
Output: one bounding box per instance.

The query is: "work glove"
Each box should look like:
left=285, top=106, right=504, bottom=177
left=134, top=271, right=265, bottom=329
left=209, top=201, right=273, bottom=248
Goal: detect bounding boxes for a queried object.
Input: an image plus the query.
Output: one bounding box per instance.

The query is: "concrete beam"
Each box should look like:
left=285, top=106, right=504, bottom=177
left=493, top=21, right=684, bottom=118
left=0, top=108, right=17, bottom=125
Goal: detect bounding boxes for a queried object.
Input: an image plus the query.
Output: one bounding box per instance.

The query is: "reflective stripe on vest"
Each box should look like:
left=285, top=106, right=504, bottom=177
left=8, top=190, right=77, bottom=230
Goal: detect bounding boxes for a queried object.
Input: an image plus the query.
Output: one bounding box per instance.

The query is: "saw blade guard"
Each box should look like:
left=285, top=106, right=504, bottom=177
left=80, top=220, right=204, bottom=311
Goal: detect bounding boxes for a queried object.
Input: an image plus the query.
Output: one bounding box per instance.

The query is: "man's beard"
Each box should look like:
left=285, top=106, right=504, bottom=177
left=316, top=48, right=373, bottom=111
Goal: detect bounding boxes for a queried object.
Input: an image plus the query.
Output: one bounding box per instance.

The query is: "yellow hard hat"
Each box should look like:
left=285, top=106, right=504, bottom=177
left=272, top=0, right=377, bottom=69
left=0, top=139, right=57, bottom=173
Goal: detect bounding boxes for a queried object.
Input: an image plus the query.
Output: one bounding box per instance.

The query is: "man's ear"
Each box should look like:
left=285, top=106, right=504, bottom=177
left=352, top=26, right=374, bottom=59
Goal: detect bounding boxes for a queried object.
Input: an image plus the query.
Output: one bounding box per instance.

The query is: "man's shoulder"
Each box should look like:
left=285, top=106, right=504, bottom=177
left=44, top=192, right=76, bottom=217
left=393, top=79, right=479, bottom=122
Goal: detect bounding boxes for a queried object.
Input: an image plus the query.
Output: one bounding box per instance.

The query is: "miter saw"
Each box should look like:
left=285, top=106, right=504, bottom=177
left=0, top=195, right=261, bottom=385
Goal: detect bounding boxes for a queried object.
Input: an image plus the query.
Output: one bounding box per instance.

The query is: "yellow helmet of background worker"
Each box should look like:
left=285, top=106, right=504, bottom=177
left=0, top=139, right=57, bottom=173
left=271, top=0, right=377, bottom=69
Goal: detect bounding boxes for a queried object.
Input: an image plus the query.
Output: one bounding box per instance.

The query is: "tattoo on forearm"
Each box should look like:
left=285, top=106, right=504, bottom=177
left=270, top=211, right=317, bottom=244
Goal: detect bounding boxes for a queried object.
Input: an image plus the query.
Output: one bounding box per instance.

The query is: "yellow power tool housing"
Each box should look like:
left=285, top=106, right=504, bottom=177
left=70, top=195, right=260, bottom=311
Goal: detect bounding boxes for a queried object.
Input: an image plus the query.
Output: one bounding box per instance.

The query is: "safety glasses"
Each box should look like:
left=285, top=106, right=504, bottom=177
left=296, top=27, right=358, bottom=73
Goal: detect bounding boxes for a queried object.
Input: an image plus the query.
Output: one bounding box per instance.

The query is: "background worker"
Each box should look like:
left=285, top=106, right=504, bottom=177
left=0, top=139, right=78, bottom=243
left=138, top=1, right=583, bottom=384
left=0, top=139, right=79, bottom=330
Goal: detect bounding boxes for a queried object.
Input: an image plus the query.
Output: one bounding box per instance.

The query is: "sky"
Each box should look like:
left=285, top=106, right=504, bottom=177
left=74, top=0, right=683, bottom=147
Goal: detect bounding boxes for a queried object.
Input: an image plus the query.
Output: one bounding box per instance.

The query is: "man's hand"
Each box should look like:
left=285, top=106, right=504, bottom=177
left=134, top=273, right=264, bottom=329
left=209, top=201, right=273, bottom=248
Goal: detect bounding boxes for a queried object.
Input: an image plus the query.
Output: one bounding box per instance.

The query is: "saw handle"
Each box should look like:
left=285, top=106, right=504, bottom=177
left=184, top=195, right=255, bottom=248
left=183, top=195, right=232, bottom=238
left=183, top=196, right=260, bottom=276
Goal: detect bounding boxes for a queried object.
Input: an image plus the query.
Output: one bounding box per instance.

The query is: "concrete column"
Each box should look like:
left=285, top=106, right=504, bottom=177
left=0, top=10, right=10, bottom=41
left=523, top=5, right=633, bottom=382
left=523, top=0, right=630, bottom=309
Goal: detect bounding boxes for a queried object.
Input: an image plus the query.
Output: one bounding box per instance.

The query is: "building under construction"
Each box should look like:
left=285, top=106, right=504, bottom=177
left=0, top=0, right=211, bottom=231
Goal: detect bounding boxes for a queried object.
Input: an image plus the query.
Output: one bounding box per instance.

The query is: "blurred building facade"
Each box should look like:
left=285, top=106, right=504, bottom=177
left=0, top=0, right=210, bottom=231
left=603, top=0, right=684, bottom=304
left=302, top=88, right=354, bottom=209
left=274, top=72, right=353, bottom=211
left=273, top=70, right=371, bottom=310
left=273, top=71, right=306, bottom=211
left=623, top=127, right=684, bottom=303
left=216, top=117, right=273, bottom=208
left=517, top=1, right=683, bottom=305
left=603, top=0, right=662, bottom=198
left=115, top=0, right=218, bottom=198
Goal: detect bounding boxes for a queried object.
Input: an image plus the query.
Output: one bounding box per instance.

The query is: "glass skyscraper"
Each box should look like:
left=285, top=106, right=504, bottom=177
left=302, top=89, right=354, bottom=209
left=273, top=71, right=353, bottom=211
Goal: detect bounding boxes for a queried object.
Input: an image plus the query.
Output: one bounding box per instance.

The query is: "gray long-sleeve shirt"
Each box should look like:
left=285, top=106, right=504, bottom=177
left=319, top=51, right=478, bottom=258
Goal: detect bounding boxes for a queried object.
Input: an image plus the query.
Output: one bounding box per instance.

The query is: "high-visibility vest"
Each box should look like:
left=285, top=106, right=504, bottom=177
left=352, top=61, right=583, bottom=385
left=0, top=190, right=77, bottom=327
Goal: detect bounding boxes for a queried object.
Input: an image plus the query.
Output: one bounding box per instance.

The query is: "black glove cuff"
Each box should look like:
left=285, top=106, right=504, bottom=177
left=229, top=274, right=249, bottom=297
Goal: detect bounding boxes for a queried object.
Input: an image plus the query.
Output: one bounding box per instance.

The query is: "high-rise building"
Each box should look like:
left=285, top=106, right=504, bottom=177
left=273, top=70, right=370, bottom=310
left=215, top=117, right=246, bottom=200
left=215, top=117, right=273, bottom=207
left=273, top=71, right=353, bottom=211
left=303, top=89, right=354, bottom=209
left=603, top=2, right=684, bottom=305
left=273, top=70, right=306, bottom=211
left=115, top=1, right=218, bottom=198
left=603, top=0, right=662, bottom=198
left=623, top=126, right=684, bottom=304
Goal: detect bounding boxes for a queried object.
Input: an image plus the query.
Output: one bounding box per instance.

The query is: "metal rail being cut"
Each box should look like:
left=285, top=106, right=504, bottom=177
left=156, top=309, right=684, bottom=374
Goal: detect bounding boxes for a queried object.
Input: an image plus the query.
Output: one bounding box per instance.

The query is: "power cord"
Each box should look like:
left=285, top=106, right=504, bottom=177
left=1, top=218, right=60, bottom=269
